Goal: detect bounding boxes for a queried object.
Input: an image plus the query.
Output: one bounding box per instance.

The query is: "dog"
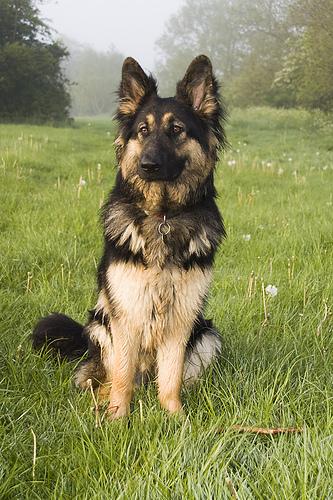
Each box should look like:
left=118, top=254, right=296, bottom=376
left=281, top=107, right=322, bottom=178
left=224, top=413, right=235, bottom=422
left=33, top=55, right=227, bottom=419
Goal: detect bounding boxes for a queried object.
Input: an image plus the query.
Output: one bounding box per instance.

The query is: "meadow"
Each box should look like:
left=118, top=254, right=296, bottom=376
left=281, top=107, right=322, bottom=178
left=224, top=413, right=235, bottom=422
left=0, top=108, right=332, bottom=498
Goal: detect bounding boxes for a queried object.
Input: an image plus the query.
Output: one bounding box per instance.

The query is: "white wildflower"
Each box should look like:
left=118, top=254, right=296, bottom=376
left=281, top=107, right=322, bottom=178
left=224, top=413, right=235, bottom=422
left=288, top=157, right=293, bottom=162
left=227, top=159, right=236, bottom=167
left=266, top=162, right=272, bottom=167
left=79, top=177, right=87, bottom=187
left=243, top=234, right=251, bottom=241
left=277, top=167, right=284, bottom=175
left=97, top=163, right=102, bottom=169
left=265, top=284, right=278, bottom=297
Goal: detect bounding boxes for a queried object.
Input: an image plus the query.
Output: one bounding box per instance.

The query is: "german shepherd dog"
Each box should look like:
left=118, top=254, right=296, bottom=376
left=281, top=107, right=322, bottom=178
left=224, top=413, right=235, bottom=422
left=33, top=55, right=227, bottom=419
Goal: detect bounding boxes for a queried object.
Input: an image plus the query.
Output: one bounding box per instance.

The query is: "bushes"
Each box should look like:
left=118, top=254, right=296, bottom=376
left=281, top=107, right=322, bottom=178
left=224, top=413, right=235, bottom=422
left=0, top=0, right=70, bottom=123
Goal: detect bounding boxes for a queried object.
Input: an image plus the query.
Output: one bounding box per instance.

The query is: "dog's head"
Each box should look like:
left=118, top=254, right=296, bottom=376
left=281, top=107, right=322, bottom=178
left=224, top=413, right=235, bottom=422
left=115, top=56, right=226, bottom=207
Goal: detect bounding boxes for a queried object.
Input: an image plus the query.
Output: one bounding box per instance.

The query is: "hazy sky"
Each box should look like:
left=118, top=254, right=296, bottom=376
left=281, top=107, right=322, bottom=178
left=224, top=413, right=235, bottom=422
left=39, top=0, right=184, bottom=70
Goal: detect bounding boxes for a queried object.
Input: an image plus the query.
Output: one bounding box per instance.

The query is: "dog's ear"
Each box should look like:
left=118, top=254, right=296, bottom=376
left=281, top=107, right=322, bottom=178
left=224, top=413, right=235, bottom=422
left=176, top=55, right=219, bottom=119
left=117, top=57, right=157, bottom=118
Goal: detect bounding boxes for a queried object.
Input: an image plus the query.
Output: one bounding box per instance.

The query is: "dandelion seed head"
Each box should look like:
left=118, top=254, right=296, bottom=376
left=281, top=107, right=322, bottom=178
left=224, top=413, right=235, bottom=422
left=265, top=284, right=278, bottom=297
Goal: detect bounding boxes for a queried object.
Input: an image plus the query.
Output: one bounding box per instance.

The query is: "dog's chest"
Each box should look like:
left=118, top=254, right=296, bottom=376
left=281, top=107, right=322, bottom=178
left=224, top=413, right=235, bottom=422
left=114, top=213, right=212, bottom=268
left=106, top=262, right=211, bottom=350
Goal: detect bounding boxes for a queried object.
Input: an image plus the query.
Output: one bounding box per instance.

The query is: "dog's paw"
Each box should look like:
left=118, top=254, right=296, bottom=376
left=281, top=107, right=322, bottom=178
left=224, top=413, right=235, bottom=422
left=106, top=402, right=130, bottom=420
left=160, top=398, right=183, bottom=414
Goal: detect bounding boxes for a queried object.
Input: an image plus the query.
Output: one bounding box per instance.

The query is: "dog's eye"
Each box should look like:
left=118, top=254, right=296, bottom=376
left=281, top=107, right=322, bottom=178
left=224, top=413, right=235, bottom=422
left=172, top=124, right=183, bottom=134
left=139, top=125, right=148, bottom=136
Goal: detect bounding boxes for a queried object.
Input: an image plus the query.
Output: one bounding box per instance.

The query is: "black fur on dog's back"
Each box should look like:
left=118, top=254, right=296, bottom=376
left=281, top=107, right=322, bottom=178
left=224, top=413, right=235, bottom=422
left=32, top=313, right=87, bottom=360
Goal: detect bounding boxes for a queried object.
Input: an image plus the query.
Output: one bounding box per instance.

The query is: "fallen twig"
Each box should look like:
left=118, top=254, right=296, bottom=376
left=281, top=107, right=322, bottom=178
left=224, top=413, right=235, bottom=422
left=221, top=425, right=303, bottom=435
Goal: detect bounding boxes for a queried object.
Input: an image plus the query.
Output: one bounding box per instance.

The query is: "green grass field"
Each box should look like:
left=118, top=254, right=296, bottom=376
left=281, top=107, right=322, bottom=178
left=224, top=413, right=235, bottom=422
left=1, top=108, right=332, bottom=498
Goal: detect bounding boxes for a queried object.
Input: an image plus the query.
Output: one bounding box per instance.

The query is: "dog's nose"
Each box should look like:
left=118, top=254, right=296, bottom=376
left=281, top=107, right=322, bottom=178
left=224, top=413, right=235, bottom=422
left=140, top=156, right=160, bottom=173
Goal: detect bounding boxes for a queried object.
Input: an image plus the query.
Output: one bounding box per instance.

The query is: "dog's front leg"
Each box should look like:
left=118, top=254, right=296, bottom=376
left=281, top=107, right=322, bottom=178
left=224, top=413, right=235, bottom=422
left=157, top=335, right=187, bottom=414
left=107, top=318, right=140, bottom=419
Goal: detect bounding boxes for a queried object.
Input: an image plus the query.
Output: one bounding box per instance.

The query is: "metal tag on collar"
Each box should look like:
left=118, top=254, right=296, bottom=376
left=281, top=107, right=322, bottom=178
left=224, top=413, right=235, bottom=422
left=158, top=214, right=171, bottom=242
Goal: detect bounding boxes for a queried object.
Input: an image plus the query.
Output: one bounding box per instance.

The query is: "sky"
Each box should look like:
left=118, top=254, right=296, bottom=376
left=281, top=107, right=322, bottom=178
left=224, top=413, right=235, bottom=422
left=39, top=0, right=184, bottom=71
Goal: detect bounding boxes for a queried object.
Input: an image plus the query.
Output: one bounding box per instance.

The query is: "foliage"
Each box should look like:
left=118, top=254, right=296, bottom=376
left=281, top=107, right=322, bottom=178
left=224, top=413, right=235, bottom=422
left=274, top=0, right=333, bottom=111
left=156, top=0, right=333, bottom=111
left=1, top=109, right=333, bottom=496
left=0, top=0, right=47, bottom=46
left=0, top=0, right=70, bottom=122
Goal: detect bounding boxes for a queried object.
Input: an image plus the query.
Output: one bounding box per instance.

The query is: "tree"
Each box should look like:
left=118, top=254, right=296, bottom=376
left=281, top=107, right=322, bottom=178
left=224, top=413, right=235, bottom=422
left=274, top=0, right=333, bottom=110
left=156, top=0, right=333, bottom=110
left=155, top=0, right=295, bottom=105
left=63, top=38, right=123, bottom=116
left=155, top=0, right=247, bottom=96
left=0, top=0, right=71, bottom=122
left=227, top=0, right=294, bottom=106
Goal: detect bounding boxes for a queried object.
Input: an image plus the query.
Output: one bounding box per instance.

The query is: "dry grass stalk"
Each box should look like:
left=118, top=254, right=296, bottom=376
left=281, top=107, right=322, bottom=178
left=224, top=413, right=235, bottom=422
left=31, top=428, right=37, bottom=480
left=87, top=378, right=101, bottom=428
left=225, top=474, right=237, bottom=498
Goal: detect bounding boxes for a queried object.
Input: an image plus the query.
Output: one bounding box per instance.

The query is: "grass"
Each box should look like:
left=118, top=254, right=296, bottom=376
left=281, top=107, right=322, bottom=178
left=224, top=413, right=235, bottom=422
left=0, top=107, right=332, bottom=498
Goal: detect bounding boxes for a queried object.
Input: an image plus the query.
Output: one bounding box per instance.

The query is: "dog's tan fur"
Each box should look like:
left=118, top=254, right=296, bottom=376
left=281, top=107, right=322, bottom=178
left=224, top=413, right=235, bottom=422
left=75, top=262, right=212, bottom=417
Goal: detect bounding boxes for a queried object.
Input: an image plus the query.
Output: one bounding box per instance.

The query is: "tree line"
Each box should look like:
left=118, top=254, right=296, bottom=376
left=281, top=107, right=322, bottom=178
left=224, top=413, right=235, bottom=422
left=156, top=0, right=333, bottom=111
left=0, top=0, right=332, bottom=123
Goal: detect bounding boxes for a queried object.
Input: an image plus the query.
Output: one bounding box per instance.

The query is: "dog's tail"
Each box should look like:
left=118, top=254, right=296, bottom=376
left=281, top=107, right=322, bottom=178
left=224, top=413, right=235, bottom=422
left=32, top=313, right=88, bottom=360
left=183, top=318, right=221, bottom=385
